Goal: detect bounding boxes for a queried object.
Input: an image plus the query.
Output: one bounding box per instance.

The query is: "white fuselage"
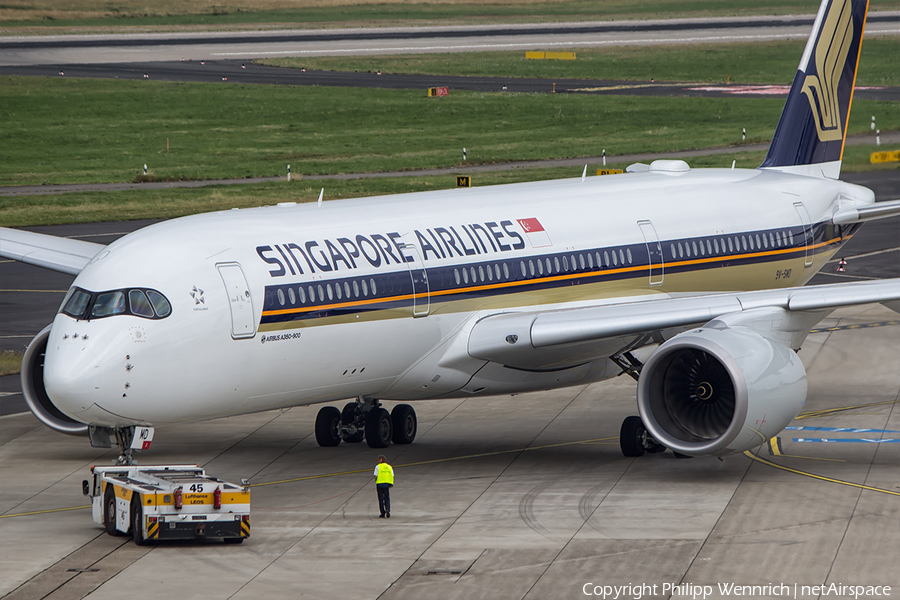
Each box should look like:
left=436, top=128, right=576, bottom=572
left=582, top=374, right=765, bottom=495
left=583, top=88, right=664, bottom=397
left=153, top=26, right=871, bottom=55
left=43, top=166, right=872, bottom=428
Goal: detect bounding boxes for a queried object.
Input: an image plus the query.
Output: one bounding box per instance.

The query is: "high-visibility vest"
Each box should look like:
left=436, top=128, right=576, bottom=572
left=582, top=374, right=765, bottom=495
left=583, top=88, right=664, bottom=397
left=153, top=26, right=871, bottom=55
left=376, top=463, right=394, bottom=485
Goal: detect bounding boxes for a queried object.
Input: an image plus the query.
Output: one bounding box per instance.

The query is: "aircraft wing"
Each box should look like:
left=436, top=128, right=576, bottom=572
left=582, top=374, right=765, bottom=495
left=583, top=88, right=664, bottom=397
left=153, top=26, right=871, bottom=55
left=0, top=227, right=106, bottom=275
left=468, top=278, right=900, bottom=369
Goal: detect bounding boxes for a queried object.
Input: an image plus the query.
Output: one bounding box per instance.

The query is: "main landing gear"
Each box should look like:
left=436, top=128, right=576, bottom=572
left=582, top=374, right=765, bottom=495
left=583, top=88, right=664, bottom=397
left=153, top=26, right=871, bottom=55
left=619, top=415, right=666, bottom=457
left=315, top=399, right=417, bottom=449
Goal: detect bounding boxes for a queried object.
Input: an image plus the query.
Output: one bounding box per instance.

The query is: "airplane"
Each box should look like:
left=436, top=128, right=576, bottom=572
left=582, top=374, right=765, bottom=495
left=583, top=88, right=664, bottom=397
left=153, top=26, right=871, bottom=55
left=2, top=0, right=899, bottom=464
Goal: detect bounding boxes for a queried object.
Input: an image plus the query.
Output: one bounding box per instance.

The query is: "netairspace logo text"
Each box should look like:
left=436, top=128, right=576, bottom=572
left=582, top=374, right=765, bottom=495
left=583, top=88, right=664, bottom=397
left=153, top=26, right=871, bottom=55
left=582, top=582, right=892, bottom=599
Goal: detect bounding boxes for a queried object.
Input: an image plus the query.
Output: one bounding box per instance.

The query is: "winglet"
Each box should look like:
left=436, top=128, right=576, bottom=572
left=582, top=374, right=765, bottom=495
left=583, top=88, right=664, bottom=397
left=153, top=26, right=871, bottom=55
left=759, top=0, right=869, bottom=179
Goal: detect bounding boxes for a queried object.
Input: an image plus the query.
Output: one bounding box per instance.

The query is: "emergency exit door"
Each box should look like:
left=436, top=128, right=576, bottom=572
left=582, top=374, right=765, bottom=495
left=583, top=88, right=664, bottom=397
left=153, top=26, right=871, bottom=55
left=638, top=220, right=665, bottom=286
left=217, top=262, right=256, bottom=339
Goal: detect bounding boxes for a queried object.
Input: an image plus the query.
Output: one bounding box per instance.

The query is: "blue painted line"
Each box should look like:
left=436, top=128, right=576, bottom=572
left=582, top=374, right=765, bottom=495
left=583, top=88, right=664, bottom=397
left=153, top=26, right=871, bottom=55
left=792, top=438, right=900, bottom=443
left=786, top=426, right=900, bottom=433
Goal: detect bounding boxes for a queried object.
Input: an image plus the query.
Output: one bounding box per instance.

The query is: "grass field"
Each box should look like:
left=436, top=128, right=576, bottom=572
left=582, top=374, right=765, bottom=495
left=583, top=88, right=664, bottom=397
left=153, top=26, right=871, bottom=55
left=261, top=37, right=900, bottom=87
left=3, top=0, right=897, bottom=33
left=2, top=75, right=897, bottom=188
left=1, top=144, right=894, bottom=227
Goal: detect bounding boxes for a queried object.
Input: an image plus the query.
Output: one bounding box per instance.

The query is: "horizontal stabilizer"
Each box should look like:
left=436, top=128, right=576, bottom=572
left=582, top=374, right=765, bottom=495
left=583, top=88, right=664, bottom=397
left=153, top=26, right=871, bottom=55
left=0, top=227, right=106, bottom=275
left=832, top=199, right=900, bottom=224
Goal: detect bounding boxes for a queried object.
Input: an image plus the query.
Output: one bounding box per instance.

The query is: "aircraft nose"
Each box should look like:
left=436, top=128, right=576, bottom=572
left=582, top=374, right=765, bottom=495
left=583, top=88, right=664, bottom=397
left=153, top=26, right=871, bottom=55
left=43, top=340, right=103, bottom=416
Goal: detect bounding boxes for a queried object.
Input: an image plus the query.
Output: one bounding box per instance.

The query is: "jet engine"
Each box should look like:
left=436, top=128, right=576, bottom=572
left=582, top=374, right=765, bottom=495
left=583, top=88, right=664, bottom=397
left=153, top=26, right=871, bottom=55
left=637, top=326, right=806, bottom=457
left=21, top=325, right=87, bottom=435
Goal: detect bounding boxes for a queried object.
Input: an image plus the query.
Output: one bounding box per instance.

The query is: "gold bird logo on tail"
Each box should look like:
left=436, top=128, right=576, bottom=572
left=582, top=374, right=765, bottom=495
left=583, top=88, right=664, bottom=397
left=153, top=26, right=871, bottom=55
left=801, top=0, right=854, bottom=142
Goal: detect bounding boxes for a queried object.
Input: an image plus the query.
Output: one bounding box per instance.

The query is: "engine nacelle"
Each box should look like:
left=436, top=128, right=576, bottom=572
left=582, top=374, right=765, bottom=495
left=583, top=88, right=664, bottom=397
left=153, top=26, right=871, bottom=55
left=21, top=325, right=88, bottom=436
left=637, top=326, right=806, bottom=457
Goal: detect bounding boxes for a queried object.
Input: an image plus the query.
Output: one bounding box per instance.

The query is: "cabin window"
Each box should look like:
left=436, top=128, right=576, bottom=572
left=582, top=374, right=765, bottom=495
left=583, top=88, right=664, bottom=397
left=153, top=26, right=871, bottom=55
left=611, top=250, right=618, bottom=266
left=741, top=236, right=748, bottom=251
left=670, top=244, right=677, bottom=259
left=462, top=268, right=469, bottom=284
left=471, top=267, right=477, bottom=283
left=495, top=264, right=502, bottom=280
left=626, top=248, right=633, bottom=264
left=486, top=265, right=493, bottom=281
left=755, top=234, right=762, bottom=249
left=299, top=287, right=307, bottom=303
left=370, top=279, right=377, bottom=295
left=528, top=260, right=535, bottom=277
left=595, top=252, right=603, bottom=267
left=277, top=289, right=286, bottom=306
left=361, top=280, right=368, bottom=296
left=288, top=287, right=296, bottom=305
left=335, top=283, right=342, bottom=300
left=587, top=253, right=594, bottom=269
left=326, top=284, right=334, bottom=301
left=454, top=269, right=461, bottom=285
left=713, top=239, right=720, bottom=254
left=537, top=259, right=544, bottom=276
left=520, top=261, right=527, bottom=277
left=579, top=254, right=586, bottom=270
left=318, top=285, right=325, bottom=302
left=554, top=257, right=561, bottom=273
left=603, top=251, right=610, bottom=267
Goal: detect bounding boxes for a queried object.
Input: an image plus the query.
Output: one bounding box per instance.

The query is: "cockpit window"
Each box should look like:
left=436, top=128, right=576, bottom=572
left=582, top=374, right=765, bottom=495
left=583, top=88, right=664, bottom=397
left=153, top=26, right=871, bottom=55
left=146, top=290, right=171, bottom=317
left=128, top=290, right=155, bottom=318
left=91, top=291, right=126, bottom=318
left=58, top=286, right=172, bottom=321
left=62, top=289, right=92, bottom=319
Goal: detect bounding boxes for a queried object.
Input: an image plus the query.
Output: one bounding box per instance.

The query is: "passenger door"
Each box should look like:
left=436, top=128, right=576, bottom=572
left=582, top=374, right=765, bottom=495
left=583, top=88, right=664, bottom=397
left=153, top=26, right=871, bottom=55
left=397, top=238, right=430, bottom=317
left=217, top=262, right=256, bottom=338
left=638, top=220, right=665, bottom=286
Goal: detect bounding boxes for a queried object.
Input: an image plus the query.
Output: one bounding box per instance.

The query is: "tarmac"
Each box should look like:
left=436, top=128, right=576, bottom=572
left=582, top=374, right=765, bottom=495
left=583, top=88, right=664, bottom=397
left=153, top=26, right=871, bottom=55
left=0, top=301, right=898, bottom=600
left=1, top=170, right=898, bottom=599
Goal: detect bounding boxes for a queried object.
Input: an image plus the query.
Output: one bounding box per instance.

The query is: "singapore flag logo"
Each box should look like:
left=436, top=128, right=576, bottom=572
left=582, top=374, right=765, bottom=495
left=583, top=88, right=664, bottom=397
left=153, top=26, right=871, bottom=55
left=517, top=218, right=552, bottom=248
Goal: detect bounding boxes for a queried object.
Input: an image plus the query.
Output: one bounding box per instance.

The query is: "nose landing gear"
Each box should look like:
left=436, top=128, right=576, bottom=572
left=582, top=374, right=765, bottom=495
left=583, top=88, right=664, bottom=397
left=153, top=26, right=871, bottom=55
left=88, top=425, right=150, bottom=465
left=314, top=399, right=417, bottom=449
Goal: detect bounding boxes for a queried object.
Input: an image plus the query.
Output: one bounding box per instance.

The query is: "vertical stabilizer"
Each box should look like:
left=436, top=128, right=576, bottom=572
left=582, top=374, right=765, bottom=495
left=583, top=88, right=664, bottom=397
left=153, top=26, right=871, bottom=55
left=759, top=0, right=868, bottom=179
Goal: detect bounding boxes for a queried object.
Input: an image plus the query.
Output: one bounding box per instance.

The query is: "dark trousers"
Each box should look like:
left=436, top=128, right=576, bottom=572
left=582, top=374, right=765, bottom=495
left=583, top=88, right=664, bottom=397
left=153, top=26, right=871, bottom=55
left=377, top=484, right=391, bottom=515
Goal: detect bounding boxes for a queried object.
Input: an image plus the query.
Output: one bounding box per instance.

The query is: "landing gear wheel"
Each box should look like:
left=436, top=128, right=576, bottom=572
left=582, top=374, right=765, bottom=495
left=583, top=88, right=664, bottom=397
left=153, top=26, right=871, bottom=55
left=341, top=402, right=364, bottom=443
left=131, top=499, right=146, bottom=545
left=104, top=488, right=119, bottom=536
left=620, top=415, right=647, bottom=457
left=365, top=407, right=392, bottom=448
left=315, top=406, right=342, bottom=447
left=646, top=440, right=667, bottom=453
left=391, top=404, right=417, bottom=445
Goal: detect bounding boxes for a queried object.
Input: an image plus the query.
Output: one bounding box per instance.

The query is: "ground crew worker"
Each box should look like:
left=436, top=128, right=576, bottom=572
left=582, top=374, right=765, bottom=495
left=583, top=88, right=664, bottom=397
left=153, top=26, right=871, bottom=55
left=374, top=455, right=393, bottom=518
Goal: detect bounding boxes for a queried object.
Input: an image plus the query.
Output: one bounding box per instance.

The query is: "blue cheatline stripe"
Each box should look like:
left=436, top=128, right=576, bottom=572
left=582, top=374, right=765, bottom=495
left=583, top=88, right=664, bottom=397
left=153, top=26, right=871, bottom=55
left=793, top=438, right=900, bottom=443
left=260, top=220, right=858, bottom=326
left=786, top=426, right=900, bottom=433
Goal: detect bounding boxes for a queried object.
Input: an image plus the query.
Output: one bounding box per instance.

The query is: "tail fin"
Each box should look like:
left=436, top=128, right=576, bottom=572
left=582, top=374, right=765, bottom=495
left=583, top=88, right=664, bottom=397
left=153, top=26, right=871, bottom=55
left=759, top=0, right=868, bottom=179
